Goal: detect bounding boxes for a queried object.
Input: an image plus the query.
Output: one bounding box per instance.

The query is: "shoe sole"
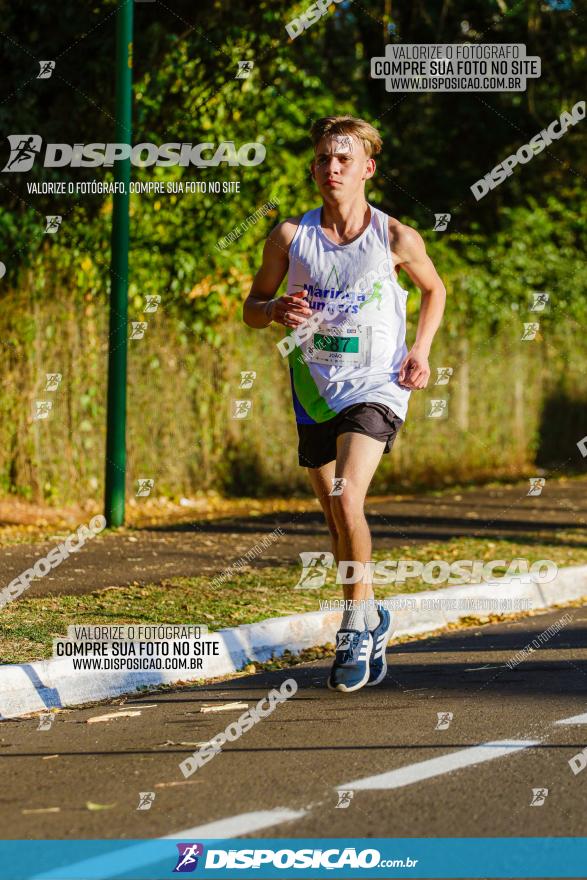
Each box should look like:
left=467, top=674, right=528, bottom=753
left=327, top=633, right=373, bottom=693
left=366, top=615, right=394, bottom=687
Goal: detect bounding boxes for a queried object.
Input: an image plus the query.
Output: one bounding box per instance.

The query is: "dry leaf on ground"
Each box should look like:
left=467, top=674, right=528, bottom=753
left=87, top=711, right=141, bottom=724
left=200, top=702, right=248, bottom=713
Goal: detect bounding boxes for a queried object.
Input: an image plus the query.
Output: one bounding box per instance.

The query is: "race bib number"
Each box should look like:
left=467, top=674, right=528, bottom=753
left=304, top=325, right=372, bottom=367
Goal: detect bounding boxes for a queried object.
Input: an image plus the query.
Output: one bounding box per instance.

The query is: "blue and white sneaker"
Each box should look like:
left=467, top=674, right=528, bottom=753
left=366, top=605, right=394, bottom=686
left=327, top=629, right=373, bottom=693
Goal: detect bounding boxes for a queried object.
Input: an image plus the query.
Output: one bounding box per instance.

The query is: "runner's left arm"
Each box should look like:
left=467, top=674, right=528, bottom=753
left=392, top=224, right=446, bottom=390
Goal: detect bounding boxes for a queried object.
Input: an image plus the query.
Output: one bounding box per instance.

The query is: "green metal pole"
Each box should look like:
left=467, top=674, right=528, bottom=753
left=104, top=0, right=133, bottom=527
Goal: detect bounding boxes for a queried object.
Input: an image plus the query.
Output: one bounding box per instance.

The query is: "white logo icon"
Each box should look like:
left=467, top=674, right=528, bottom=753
left=239, top=371, right=256, bottom=389
left=3, top=134, right=42, bottom=172
left=137, top=791, right=156, bottom=810
left=530, top=787, right=548, bottom=806
left=521, top=322, right=539, bottom=341
left=433, top=213, right=451, bottom=231
left=130, top=321, right=148, bottom=340
left=37, top=61, right=55, bottom=79
left=37, top=713, right=54, bottom=731
left=45, top=373, right=62, bottom=391
left=236, top=61, right=254, bottom=79
left=329, top=477, right=346, bottom=496
left=293, top=551, right=334, bottom=590
left=435, top=711, right=453, bottom=730
left=136, top=478, right=154, bottom=497
left=530, top=292, right=549, bottom=312
left=33, top=400, right=53, bottom=420
left=45, top=215, right=62, bottom=233
left=232, top=400, right=252, bottom=419
left=335, top=632, right=354, bottom=651
left=435, top=367, right=453, bottom=385
left=427, top=399, right=448, bottom=418
left=332, top=135, right=354, bottom=155
left=335, top=790, right=354, bottom=808
left=527, top=477, right=545, bottom=497
left=143, top=295, right=161, bottom=313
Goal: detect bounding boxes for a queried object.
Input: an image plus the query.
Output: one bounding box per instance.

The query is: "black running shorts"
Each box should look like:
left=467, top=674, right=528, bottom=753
left=297, top=402, right=404, bottom=469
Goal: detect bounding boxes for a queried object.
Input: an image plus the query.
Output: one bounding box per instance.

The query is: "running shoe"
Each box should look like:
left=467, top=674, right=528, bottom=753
left=327, top=629, right=373, bottom=693
left=366, top=605, right=394, bottom=686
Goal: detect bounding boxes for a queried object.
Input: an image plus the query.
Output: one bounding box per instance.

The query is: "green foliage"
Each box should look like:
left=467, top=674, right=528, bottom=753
left=0, top=0, right=584, bottom=500
left=1, top=0, right=585, bottom=328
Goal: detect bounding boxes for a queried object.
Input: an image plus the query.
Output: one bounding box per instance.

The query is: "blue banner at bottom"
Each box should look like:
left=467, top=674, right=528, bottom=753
left=1, top=838, right=585, bottom=879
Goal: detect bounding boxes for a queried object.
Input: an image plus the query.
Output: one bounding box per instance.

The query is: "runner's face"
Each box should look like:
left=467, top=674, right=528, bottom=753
left=311, top=135, right=375, bottom=199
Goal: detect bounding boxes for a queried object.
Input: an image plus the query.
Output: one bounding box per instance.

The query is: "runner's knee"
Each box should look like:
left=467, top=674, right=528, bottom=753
left=329, top=490, right=363, bottom=529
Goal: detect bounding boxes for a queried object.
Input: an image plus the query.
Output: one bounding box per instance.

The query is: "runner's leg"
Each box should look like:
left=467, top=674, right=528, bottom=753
left=321, top=432, right=388, bottom=692
left=330, top=432, right=385, bottom=622
left=306, top=460, right=339, bottom=563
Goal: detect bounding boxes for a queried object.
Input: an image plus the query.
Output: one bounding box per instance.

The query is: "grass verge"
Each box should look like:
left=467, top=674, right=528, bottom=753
left=1, top=531, right=586, bottom=664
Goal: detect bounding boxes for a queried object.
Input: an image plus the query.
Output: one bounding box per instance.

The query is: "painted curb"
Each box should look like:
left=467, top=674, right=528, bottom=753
left=1, top=565, right=586, bottom=719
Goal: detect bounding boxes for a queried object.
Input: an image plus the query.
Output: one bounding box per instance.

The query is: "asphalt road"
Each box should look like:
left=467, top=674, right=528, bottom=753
left=0, top=478, right=585, bottom=597
left=2, top=604, right=587, bottom=849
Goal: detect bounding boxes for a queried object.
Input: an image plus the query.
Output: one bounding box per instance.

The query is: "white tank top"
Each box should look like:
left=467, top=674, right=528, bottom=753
left=285, top=203, right=411, bottom=424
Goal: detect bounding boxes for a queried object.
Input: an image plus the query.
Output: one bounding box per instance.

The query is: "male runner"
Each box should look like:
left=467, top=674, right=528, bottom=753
left=243, top=116, right=446, bottom=693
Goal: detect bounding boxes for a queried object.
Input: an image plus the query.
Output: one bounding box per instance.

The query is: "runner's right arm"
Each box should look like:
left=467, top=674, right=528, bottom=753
left=243, top=218, right=313, bottom=329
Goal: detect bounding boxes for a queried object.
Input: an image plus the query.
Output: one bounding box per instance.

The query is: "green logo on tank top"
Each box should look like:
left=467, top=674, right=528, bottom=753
left=358, top=280, right=383, bottom=310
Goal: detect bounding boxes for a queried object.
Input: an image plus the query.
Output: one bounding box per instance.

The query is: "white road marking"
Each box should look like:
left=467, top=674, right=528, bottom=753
left=555, top=712, right=587, bottom=725
left=33, top=632, right=587, bottom=880
left=339, top=739, right=540, bottom=791
left=31, top=809, right=308, bottom=879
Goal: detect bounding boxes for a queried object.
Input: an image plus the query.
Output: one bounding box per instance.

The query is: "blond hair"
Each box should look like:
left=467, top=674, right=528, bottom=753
left=310, top=116, right=383, bottom=158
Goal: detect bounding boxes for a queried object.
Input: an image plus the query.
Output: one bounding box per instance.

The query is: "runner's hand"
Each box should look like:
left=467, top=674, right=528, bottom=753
left=266, top=291, right=313, bottom=327
left=398, top=347, right=430, bottom=389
